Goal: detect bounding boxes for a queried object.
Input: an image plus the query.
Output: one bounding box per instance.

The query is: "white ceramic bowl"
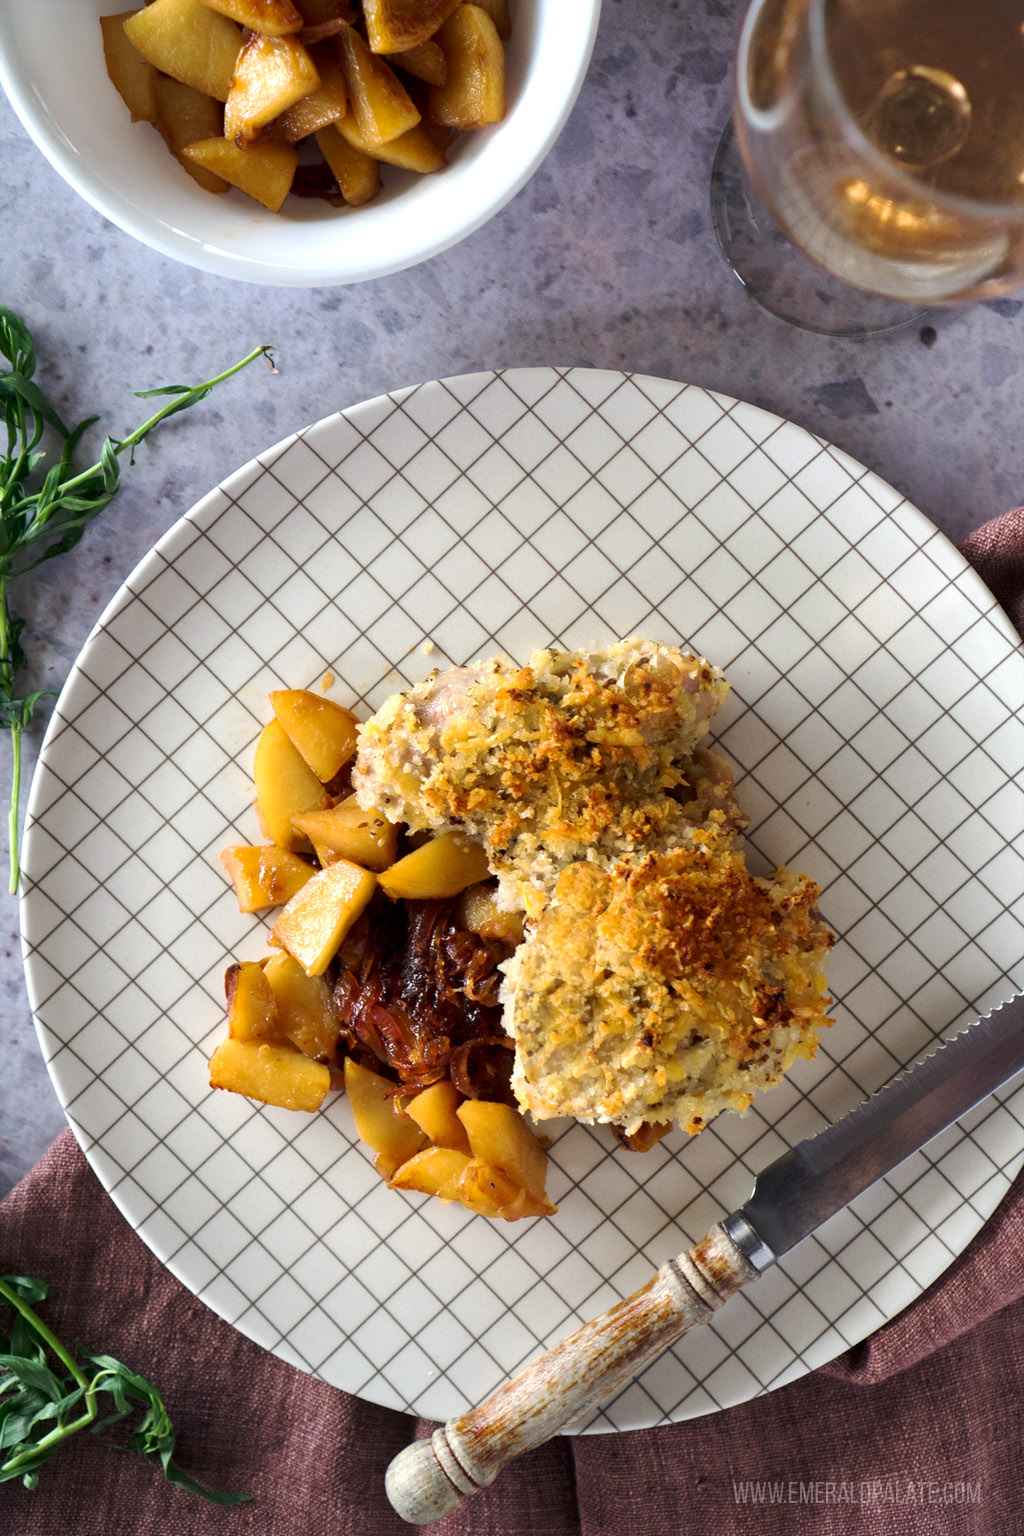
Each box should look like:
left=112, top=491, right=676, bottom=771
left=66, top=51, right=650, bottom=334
left=0, top=0, right=601, bottom=286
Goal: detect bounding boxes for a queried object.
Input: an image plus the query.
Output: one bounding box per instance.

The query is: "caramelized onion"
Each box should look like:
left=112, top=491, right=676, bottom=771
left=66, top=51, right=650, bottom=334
left=449, top=1038, right=516, bottom=1104
left=297, top=17, right=350, bottom=45
left=332, top=894, right=512, bottom=1092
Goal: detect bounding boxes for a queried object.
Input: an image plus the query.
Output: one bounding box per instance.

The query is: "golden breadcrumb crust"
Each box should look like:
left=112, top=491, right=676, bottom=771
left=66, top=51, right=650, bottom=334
left=504, top=832, right=834, bottom=1136
left=354, top=638, right=731, bottom=913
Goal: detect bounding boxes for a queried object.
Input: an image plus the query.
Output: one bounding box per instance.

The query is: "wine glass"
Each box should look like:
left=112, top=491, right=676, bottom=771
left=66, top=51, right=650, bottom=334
left=711, top=0, right=1024, bottom=335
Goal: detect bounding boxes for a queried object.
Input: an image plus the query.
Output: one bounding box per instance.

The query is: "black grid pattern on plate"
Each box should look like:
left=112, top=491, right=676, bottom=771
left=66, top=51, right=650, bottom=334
left=21, top=367, right=1024, bottom=1428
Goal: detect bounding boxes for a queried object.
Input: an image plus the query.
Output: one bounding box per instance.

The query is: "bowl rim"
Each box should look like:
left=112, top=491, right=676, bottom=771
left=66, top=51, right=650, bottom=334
left=0, top=0, right=603, bottom=287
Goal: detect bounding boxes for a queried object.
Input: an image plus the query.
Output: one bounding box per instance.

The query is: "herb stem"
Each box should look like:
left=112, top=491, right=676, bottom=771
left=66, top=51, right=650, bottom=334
left=0, top=1409, right=97, bottom=1476
left=0, top=316, right=275, bottom=894
left=0, top=1278, right=90, bottom=1391
left=48, top=344, right=275, bottom=506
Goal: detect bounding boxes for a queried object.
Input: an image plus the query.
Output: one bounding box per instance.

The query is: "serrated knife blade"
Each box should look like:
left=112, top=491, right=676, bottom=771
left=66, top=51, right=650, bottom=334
left=723, top=991, right=1024, bottom=1270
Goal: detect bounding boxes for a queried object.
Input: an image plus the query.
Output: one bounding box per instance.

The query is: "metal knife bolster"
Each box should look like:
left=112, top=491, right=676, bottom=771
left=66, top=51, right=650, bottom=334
left=722, top=991, right=1024, bottom=1273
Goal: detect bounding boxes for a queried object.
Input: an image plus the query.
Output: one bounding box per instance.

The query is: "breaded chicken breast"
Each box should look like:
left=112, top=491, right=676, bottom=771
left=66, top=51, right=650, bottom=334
left=353, top=638, right=732, bottom=913
left=502, top=833, right=834, bottom=1137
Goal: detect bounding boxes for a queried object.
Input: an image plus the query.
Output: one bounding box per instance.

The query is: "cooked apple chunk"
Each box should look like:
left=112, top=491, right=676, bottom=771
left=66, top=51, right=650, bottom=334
left=430, top=4, right=505, bottom=129
left=271, top=858, right=377, bottom=975
left=253, top=718, right=330, bottom=849
left=219, top=844, right=315, bottom=912
left=455, top=881, right=525, bottom=947
left=314, top=125, right=381, bottom=204
left=338, top=23, right=421, bottom=146
left=377, top=831, right=489, bottom=899
left=388, top=1145, right=471, bottom=1198
left=336, top=114, right=446, bottom=172
left=269, top=689, right=359, bottom=782
left=292, top=796, right=398, bottom=871
left=224, top=33, right=320, bottom=142
left=458, top=1100, right=553, bottom=1211
left=344, top=1058, right=426, bottom=1178
left=209, top=1036, right=330, bottom=1111
left=153, top=76, right=230, bottom=193
left=390, top=39, right=447, bottom=86
left=454, top=1158, right=526, bottom=1218
left=225, top=960, right=279, bottom=1042
left=472, top=0, right=510, bottom=40
left=362, top=0, right=461, bottom=52
left=263, top=951, right=342, bottom=1061
left=406, top=1079, right=471, bottom=1151
left=123, top=0, right=243, bottom=103
left=102, top=12, right=159, bottom=122
left=278, top=55, right=348, bottom=140
left=199, top=0, right=304, bottom=36
left=183, top=136, right=300, bottom=211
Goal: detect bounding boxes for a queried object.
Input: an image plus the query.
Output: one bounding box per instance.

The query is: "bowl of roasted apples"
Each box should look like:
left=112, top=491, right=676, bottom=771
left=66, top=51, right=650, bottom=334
left=0, top=0, right=602, bottom=285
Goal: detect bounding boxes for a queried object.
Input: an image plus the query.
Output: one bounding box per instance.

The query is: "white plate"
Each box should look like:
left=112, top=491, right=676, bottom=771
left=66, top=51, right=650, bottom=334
left=21, top=368, right=1024, bottom=1429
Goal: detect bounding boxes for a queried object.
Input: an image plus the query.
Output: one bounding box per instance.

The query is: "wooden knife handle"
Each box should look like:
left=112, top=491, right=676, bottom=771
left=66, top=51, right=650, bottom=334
left=384, top=1221, right=757, bottom=1525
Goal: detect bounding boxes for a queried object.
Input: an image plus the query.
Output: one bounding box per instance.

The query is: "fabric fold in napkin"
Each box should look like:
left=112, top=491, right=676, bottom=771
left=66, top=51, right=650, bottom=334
left=3, top=511, right=1023, bottom=1536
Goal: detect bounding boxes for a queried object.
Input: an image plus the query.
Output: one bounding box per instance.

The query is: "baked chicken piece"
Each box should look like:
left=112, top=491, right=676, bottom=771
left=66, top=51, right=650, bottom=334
left=353, top=637, right=732, bottom=914
left=501, top=831, right=834, bottom=1137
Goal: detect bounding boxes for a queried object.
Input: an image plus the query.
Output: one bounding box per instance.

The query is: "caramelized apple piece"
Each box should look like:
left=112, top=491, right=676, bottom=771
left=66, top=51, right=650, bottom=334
left=102, top=12, right=159, bottom=122
left=430, top=4, right=505, bottom=128
left=271, top=858, right=376, bottom=975
left=278, top=53, right=347, bottom=140
left=292, top=796, right=398, bottom=871
left=389, top=1145, right=472, bottom=1198
left=209, top=1037, right=330, bottom=1111
left=225, top=960, right=280, bottom=1042
left=199, top=0, right=304, bottom=35
left=219, top=844, right=315, bottom=912
left=391, top=39, right=446, bottom=86
left=454, top=1157, right=521, bottom=1217
left=377, top=831, right=489, bottom=899
left=315, top=125, right=381, bottom=204
left=252, top=718, right=330, bottom=849
left=338, top=23, right=420, bottom=146
left=335, top=114, right=446, bottom=172
left=406, top=1080, right=471, bottom=1152
left=457, top=1099, right=553, bottom=1210
left=494, top=1184, right=558, bottom=1221
left=224, top=32, right=320, bottom=141
left=471, top=0, right=510, bottom=40
left=263, top=951, right=342, bottom=1060
left=152, top=76, right=229, bottom=193
left=183, top=137, right=300, bottom=211
left=123, top=0, right=243, bottom=103
left=455, top=882, right=525, bottom=947
left=362, top=0, right=461, bottom=52
left=344, top=1058, right=426, bottom=1178
left=269, top=689, right=359, bottom=782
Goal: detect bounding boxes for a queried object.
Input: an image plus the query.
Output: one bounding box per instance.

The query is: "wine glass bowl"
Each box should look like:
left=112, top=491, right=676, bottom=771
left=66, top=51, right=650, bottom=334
left=715, top=0, right=1024, bottom=331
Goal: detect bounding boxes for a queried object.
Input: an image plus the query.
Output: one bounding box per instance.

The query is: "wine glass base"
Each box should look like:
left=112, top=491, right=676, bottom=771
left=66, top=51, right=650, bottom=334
left=710, top=122, right=932, bottom=337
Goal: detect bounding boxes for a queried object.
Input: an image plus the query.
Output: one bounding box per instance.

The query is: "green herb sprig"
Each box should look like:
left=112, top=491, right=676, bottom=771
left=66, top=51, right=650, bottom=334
left=0, top=1274, right=248, bottom=1503
left=0, top=307, right=275, bottom=893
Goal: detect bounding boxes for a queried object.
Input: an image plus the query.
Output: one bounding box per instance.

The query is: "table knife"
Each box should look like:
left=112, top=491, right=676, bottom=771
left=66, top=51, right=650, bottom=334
left=385, top=991, right=1024, bottom=1525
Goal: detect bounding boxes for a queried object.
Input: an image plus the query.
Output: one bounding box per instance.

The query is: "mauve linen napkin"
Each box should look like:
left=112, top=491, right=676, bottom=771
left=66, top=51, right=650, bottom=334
left=2, top=513, right=1023, bottom=1536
